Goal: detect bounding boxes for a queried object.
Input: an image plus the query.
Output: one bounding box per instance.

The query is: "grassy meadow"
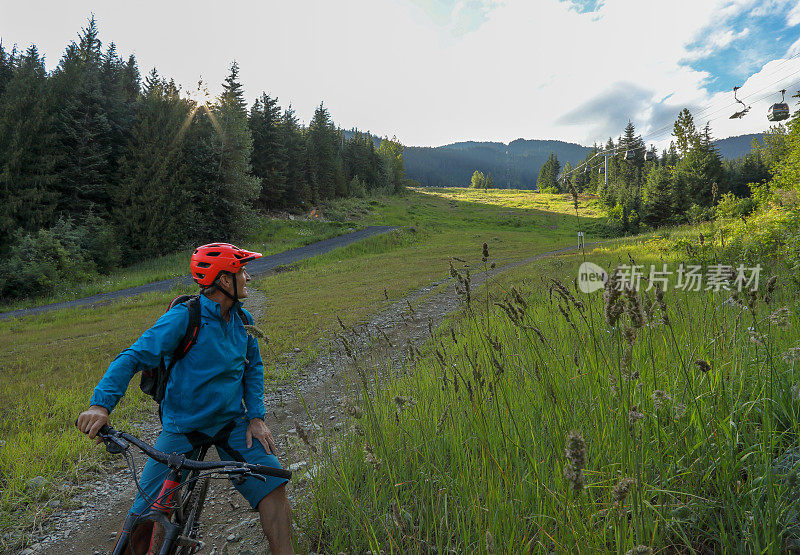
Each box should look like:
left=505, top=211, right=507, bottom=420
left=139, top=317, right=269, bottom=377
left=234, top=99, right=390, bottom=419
left=0, top=188, right=602, bottom=547
left=0, top=218, right=356, bottom=313
left=300, top=223, right=800, bottom=553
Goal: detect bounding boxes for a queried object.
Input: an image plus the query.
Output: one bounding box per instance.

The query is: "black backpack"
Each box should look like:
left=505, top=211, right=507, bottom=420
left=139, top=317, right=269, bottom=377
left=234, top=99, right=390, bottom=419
left=139, top=294, right=251, bottom=406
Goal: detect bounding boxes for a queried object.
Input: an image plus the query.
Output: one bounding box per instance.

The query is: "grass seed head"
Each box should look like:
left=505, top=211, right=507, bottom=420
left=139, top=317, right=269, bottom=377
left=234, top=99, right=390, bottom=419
left=243, top=324, right=268, bottom=342
left=486, top=530, right=496, bottom=555
left=782, top=346, right=800, bottom=362
left=769, top=307, right=791, bottom=328
left=364, top=443, right=381, bottom=469
left=624, top=287, right=646, bottom=329
left=564, top=430, right=588, bottom=494
left=651, top=390, right=672, bottom=410
left=764, top=275, right=778, bottom=304
left=604, top=270, right=624, bottom=326
left=565, top=430, right=587, bottom=469
left=346, top=403, right=364, bottom=419
left=611, top=476, right=635, bottom=508
left=626, top=547, right=653, bottom=555
left=694, top=359, right=711, bottom=373
left=628, top=407, right=644, bottom=430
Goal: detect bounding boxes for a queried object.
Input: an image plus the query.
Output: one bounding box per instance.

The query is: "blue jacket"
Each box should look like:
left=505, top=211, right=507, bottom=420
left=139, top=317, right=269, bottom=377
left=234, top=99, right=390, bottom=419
left=90, top=294, right=266, bottom=433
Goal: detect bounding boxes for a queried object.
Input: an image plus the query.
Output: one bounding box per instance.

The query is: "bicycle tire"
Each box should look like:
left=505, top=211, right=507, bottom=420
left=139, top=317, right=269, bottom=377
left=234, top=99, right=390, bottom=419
left=172, top=476, right=210, bottom=555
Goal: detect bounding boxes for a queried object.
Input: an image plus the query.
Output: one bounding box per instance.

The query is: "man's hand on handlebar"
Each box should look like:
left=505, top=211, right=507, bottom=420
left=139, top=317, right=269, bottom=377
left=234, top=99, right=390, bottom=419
left=76, top=405, right=110, bottom=444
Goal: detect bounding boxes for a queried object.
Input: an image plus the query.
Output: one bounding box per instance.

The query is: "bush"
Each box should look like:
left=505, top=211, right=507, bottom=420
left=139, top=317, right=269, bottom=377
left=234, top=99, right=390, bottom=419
left=349, top=176, right=367, bottom=199
left=686, top=203, right=714, bottom=224
left=538, top=186, right=559, bottom=194
left=0, top=226, right=94, bottom=300
left=716, top=193, right=755, bottom=220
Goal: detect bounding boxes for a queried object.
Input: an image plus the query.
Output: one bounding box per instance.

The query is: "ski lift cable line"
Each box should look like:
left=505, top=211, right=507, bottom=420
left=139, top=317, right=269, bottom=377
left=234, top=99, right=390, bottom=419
left=593, top=59, right=800, bottom=155
left=558, top=66, right=800, bottom=183
left=637, top=63, right=800, bottom=145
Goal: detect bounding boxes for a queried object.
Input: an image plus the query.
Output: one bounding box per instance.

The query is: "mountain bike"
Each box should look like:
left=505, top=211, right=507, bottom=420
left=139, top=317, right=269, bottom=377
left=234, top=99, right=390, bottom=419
left=96, top=425, right=292, bottom=555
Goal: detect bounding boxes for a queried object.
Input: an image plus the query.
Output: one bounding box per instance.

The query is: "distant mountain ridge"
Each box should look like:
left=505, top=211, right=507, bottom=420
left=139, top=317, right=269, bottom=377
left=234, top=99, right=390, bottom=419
left=403, top=139, right=591, bottom=189
left=343, top=130, right=761, bottom=188
left=713, top=133, right=761, bottom=159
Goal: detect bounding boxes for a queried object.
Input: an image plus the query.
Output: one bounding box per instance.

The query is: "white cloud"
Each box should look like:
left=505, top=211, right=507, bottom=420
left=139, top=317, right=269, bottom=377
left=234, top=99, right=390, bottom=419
left=0, top=0, right=795, bottom=147
left=788, top=2, right=800, bottom=26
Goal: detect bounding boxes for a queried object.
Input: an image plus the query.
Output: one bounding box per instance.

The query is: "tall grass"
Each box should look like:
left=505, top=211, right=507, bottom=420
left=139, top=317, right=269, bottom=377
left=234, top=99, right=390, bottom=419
left=302, top=242, right=800, bottom=553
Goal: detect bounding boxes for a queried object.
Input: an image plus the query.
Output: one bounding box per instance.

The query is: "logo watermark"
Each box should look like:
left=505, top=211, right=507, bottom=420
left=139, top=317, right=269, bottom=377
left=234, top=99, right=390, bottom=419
left=578, top=262, right=608, bottom=293
left=578, top=263, right=762, bottom=293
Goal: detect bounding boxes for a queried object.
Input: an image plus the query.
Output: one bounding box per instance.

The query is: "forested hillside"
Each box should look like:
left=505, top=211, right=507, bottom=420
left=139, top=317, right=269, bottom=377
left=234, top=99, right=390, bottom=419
left=714, top=133, right=760, bottom=159
left=403, top=138, right=590, bottom=188
left=0, top=18, right=407, bottom=301
left=563, top=114, right=780, bottom=233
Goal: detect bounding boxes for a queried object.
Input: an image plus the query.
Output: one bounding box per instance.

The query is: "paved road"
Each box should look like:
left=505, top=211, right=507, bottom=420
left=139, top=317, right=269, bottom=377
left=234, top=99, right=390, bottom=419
left=0, top=226, right=397, bottom=321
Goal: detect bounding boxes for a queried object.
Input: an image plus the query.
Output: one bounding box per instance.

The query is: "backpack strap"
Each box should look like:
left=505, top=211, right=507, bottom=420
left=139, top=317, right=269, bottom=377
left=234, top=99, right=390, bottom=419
left=237, top=305, right=253, bottom=326
left=173, top=295, right=202, bottom=360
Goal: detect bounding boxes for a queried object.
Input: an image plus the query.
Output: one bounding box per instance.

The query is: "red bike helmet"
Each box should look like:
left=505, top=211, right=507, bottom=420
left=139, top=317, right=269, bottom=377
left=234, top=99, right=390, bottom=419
left=191, top=243, right=262, bottom=287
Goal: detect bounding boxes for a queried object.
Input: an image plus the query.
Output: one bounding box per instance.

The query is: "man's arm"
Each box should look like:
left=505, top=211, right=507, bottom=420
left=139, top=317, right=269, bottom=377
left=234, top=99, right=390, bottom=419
left=242, top=330, right=266, bottom=421
left=86, top=305, right=190, bottom=416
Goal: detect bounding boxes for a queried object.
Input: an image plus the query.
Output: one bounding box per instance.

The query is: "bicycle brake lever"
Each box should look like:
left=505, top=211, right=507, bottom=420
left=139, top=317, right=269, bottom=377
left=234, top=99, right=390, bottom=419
left=105, top=435, right=129, bottom=454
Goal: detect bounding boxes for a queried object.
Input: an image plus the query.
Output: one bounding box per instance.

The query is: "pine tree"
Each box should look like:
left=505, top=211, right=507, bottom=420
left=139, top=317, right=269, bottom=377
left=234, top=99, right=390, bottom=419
left=0, top=41, right=17, bottom=100
left=306, top=103, right=338, bottom=201
left=201, top=61, right=259, bottom=238
left=470, top=170, right=485, bottom=188
left=51, top=17, right=114, bottom=218
left=641, top=166, right=674, bottom=227
left=673, top=108, right=698, bottom=157
left=114, top=75, right=192, bottom=259
left=100, top=43, right=138, bottom=191
left=536, top=153, right=560, bottom=191
left=377, top=136, right=405, bottom=193
left=281, top=106, right=310, bottom=207
left=0, top=45, right=58, bottom=247
left=249, top=93, right=288, bottom=209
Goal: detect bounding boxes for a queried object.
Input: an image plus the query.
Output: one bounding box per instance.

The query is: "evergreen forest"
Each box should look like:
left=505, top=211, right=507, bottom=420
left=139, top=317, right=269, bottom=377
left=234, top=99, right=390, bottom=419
left=0, top=18, right=407, bottom=300
left=542, top=113, right=782, bottom=234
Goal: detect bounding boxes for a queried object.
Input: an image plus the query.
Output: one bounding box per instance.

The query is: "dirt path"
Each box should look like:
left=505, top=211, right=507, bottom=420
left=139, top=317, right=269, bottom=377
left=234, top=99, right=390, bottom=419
left=23, top=243, right=587, bottom=555
left=0, top=226, right=396, bottom=322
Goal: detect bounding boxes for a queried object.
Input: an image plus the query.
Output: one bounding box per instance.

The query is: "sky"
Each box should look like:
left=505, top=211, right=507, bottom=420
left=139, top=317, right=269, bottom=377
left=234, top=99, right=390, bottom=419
left=1, top=0, right=799, bottom=149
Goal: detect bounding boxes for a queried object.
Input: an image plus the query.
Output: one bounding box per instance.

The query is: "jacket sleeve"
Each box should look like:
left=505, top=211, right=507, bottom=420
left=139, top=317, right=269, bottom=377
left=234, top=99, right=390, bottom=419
left=241, top=310, right=266, bottom=420
left=89, top=305, right=189, bottom=413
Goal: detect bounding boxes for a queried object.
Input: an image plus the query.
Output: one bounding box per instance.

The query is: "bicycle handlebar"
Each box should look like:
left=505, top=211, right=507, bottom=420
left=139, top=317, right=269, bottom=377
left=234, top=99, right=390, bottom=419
left=97, top=425, right=292, bottom=480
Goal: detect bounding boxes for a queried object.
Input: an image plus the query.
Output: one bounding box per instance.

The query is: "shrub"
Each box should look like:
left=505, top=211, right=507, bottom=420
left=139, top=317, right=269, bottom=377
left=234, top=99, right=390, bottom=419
left=716, top=193, right=755, bottom=220
left=0, top=227, right=93, bottom=300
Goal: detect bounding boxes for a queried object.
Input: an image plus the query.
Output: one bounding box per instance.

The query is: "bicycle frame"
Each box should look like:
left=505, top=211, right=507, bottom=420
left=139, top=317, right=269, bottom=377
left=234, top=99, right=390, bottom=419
left=97, top=425, right=290, bottom=555
left=113, top=446, right=209, bottom=555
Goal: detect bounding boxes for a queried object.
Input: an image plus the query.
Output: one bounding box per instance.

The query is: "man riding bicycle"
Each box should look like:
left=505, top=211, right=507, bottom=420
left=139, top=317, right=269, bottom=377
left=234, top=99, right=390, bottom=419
left=76, top=243, right=293, bottom=554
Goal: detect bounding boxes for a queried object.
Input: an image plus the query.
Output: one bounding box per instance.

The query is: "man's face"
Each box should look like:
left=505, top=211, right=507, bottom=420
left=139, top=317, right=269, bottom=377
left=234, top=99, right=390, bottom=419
left=223, top=267, right=250, bottom=299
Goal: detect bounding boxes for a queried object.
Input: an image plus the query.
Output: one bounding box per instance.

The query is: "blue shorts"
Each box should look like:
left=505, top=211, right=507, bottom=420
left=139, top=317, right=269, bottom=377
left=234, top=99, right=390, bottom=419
left=128, top=416, right=287, bottom=517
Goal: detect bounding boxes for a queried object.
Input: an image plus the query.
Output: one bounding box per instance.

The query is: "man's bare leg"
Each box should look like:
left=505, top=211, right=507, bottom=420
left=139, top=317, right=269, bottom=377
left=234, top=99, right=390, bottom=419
left=257, top=484, right=293, bottom=554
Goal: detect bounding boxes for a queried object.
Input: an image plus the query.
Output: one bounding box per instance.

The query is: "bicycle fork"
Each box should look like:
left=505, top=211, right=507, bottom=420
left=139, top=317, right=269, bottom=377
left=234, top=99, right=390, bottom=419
left=112, top=466, right=192, bottom=555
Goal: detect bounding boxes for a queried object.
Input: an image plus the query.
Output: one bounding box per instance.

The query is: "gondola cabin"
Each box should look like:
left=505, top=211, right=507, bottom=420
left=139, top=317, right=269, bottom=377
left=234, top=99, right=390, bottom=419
left=623, top=150, right=636, bottom=160
left=644, top=151, right=656, bottom=162
left=768, top=103, right=790, bottom=122
left=598, top=166, right=605, bottom=175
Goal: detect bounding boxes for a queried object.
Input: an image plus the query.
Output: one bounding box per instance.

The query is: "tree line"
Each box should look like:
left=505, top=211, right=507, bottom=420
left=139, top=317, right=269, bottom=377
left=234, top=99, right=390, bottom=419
left=537, top=110, right=779, bottom=233
left=0, top=18, right=407, bottom=300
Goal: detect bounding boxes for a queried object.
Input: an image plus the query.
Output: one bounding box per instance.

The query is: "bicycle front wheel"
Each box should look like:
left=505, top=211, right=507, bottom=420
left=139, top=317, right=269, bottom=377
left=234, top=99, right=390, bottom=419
left=172, top=476, right=210, bottom=555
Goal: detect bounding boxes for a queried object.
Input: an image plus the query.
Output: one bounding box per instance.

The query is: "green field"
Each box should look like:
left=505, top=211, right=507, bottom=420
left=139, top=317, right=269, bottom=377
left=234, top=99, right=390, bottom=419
left=0, top=188, right=603, bottom=548
left=302, top=225, right=800, bottom=552
left=0, top=218, right=356, bottom=313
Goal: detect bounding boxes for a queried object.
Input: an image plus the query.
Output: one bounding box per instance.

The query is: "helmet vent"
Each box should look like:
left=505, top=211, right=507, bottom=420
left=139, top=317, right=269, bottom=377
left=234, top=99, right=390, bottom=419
left=196, top=262, right=212, bottom=268
left=195, top=272, right=205, bottom=279
left=206, top=251, right=221, bottom=257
